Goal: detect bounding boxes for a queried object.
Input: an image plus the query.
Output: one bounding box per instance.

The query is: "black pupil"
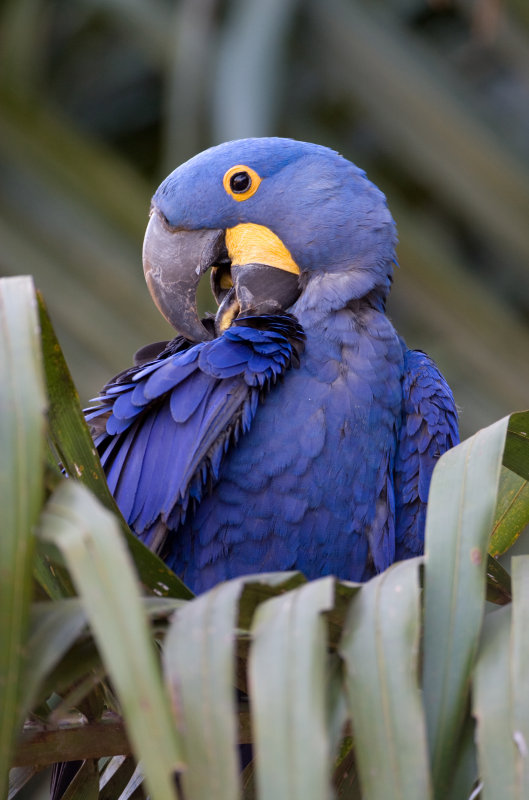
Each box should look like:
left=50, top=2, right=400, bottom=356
left=230, top=171, right=251, bottom=193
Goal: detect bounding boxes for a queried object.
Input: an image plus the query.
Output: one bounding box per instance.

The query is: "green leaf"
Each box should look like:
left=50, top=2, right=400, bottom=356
left=33, top=538, right=75, bottom=600
left=0, top=276, right=46, bottom=795
left=249, top=576, right=335, bottom=800
left=340, top=558, right=431, bottom=800
left=485, top=554, right=512, bottom=605
left=489, top=467, right=529, bottom=557
left=37, top=292, right=192, bottom=601
left=22, top=600, right=88, bottom=718
left=422, top=417, right=509, bottom=798
left=38, top=481, right=183, bottom=800
left=163, top=580, right=244, bottom=800
left=504, top=412, right=529, bottom=482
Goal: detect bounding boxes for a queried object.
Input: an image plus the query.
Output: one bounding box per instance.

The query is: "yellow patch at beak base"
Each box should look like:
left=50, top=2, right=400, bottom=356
left=225, top=224, right=300, bottom=275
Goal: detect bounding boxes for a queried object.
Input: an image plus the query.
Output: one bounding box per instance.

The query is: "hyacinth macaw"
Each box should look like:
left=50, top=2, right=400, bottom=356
left=86, top=137, right=459, bottom=594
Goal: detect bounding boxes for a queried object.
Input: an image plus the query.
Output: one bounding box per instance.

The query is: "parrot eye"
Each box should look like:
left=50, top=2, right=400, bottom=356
left=223, top=164, right=262, bottom=202
left=230, top=171, right=251, bottom=193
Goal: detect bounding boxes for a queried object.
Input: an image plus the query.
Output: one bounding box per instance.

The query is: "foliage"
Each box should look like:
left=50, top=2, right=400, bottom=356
left=1, top=0, right=529, bottom=436
left=2, top=275, right=529, bottom=799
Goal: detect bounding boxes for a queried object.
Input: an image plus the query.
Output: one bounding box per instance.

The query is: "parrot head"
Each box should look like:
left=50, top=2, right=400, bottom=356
left=143, top=137, right=397, bottom=341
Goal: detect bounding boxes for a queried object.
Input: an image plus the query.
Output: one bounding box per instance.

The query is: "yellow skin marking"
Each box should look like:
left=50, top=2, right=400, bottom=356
left=225, top=223, right=300, bottom=275
left=218, top=298, right=239, bottom=332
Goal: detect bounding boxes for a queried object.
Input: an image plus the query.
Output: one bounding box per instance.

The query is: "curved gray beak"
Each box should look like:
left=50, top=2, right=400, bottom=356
left=142, top=209, right=224, bottom=342
left=143, top=207, right=302, bottom=342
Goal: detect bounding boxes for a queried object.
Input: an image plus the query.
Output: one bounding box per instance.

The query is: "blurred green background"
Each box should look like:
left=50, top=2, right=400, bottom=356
left=1, top=0, right=529, bottom=438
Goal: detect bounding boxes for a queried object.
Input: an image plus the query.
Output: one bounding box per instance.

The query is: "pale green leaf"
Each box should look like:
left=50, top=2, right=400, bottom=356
left=510, top=556, right=529, bottom=796
left=163, top=572, right=303, bottom=800
left=249, top=576, right=335, bottom=800
left=163, top=579, right=244, bottom=800
left=38, top=481, right=183, bottom=800
left=340, top=558, right=431, bottom=800
left=473, top=605, right=513, bottom=800
left=422, top=417, right=509, bottom=797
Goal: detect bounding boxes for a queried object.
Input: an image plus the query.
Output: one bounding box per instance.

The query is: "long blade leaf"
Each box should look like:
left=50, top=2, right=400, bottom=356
left=422, top=416, right=509, bottom=797
left=249, top=576, right=335, bottom=800
left=340, top=558, right=431, bottom=800
left=0, top=276, right=46, bottom=794
left=38, top=481, right=183, bottom=800
left=163, top=580, right=244, bottom=800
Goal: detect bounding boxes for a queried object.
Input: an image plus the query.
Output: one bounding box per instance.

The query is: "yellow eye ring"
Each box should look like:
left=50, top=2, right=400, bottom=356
left=223, top=165, right=261, bottom=202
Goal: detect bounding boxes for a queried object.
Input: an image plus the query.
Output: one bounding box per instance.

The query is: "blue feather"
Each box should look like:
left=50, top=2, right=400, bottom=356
left=394, top=348, right=459, bottom=559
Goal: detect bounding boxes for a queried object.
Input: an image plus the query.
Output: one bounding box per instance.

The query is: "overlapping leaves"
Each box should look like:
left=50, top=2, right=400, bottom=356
left=3, top=275, right=529, bottom=800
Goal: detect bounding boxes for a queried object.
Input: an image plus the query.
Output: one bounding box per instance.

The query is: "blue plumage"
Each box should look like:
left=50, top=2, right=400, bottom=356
left=394, top=349, right=459, bottom=559
left=87, top=137, right=459, bottom=594
left=89, top=315, right=305, bottom=539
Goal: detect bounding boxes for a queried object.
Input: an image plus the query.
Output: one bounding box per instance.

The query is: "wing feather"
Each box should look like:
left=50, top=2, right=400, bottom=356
left=86, top=314, right=305, bottom=552
left=394, top=348, right=459, bottom=559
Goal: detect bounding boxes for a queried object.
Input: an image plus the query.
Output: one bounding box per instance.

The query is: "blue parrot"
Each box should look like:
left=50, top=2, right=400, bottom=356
left=86, top=137, right=459, bottom=594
